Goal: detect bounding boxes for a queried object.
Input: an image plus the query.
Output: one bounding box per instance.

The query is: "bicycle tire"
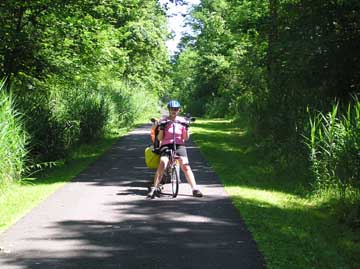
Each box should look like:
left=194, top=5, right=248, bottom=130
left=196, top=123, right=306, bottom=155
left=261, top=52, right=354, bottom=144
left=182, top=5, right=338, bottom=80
left=171, top=164, right=180, bottom=197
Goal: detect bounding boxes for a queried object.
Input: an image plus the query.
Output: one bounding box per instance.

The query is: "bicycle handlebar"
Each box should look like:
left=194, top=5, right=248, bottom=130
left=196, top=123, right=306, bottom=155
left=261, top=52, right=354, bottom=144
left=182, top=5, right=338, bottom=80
left=150, top=114, right=196, bottom=129
left=159, top=117, right=195, bottom=128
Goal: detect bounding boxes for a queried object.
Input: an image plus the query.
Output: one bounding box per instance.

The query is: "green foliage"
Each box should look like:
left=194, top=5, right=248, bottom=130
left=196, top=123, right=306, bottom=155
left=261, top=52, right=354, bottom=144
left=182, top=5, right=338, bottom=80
left=53, top=83, right=109, bottom=144
left=174, top=0, right=360, bottom=152
left=0, top=0, right=171, bottom=163
left=102, top=79, right=160, bottom=129
left=255, top=0, right=360, bottom=151
left=305, top=97, right=360, bottom=226
left=172, top=0, right=269, bottom=119
left=12, top=77, right=108, bottom=161
left=0, top=81, right=28, bottom=188
left=172, top=0, right=360, bottom=230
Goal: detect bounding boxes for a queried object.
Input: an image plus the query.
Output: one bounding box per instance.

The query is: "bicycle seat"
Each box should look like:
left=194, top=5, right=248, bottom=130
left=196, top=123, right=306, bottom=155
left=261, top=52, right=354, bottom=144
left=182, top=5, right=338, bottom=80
left=162, top=148, right=181, bottom=159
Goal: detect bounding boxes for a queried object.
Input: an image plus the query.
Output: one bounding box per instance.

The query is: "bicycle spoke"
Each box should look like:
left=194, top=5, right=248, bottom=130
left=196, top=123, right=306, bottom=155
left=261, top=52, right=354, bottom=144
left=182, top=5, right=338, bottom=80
left=171, top=165, right=180, bottom=197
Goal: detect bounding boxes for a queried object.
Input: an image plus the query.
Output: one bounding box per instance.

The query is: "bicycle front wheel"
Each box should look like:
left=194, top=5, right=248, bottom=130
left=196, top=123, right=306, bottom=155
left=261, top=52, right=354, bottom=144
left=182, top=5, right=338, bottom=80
left=171, top=164, right=180, bottom=198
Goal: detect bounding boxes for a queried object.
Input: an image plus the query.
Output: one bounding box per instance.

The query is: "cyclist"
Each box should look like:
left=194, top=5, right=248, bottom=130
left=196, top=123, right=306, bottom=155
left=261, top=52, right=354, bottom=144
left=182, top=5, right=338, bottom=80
left=147, top=100, right=203, bottom=199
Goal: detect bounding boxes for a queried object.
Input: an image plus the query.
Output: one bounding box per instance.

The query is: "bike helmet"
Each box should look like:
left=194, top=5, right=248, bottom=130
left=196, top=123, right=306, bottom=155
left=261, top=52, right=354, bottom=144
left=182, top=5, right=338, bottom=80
left=167, top=100, right=181, bottom=109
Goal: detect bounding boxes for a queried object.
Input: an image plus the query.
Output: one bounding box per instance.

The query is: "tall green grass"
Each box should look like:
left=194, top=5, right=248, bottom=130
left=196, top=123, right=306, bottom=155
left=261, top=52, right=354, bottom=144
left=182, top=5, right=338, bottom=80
left=103, top=80, right=160, bottom=130
left=0, top=72, right=159, bottom=188
left=0, top=81, right=28, bottom=188
left=14, top=75, right=159, bottom=161
left=19, top=78, right=110, bottom=160
left=305, top=97, right=360, bottom=226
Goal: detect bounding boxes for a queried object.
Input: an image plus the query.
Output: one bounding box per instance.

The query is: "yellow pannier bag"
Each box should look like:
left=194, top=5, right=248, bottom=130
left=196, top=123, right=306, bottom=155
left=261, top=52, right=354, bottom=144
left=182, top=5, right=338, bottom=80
left=144, top=146, right=160, bottom=169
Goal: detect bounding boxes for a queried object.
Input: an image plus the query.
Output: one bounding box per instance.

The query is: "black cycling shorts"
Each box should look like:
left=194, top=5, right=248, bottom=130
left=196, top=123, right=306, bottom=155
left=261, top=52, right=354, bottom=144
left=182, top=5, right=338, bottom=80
left=160, top=144, right=188, bottom=158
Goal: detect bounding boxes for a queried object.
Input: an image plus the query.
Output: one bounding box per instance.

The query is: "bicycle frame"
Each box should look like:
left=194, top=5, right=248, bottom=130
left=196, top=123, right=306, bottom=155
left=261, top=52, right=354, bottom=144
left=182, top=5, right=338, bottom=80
left=161, top=120, right=181, bottom=197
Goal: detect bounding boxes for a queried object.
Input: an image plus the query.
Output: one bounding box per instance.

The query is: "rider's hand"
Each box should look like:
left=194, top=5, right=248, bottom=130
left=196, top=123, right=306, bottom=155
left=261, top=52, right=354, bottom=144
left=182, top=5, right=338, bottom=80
left=181, top=122, right=189, bottom=130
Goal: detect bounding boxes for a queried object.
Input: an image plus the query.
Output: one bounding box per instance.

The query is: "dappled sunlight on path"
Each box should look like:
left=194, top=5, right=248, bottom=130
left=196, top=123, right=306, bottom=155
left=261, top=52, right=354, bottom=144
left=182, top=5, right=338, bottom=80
left=0, top=124, right=264, bottom=269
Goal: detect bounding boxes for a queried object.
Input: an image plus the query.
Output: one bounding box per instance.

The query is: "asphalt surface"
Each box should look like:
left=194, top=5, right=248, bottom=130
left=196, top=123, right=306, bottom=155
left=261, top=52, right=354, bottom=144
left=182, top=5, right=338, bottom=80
left=0, top=124, right=265, bottom=269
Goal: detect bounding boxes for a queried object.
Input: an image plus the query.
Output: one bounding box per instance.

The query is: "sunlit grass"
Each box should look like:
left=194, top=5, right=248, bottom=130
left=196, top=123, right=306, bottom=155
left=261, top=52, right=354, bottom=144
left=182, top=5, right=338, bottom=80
left=0, top=180, right=65, bottom=233
left=191, top=118, right=360, bottom=269
left=227, top=186, right=313, bottom=209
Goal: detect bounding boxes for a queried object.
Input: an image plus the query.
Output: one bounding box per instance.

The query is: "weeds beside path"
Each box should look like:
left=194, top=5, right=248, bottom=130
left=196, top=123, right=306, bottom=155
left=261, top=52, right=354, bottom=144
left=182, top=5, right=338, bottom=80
left=191, top=119, right=360, bottom=269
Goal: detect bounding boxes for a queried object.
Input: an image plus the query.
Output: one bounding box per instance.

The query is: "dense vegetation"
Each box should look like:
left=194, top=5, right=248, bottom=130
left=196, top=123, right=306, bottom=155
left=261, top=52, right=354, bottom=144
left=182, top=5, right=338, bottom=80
left=0, top=81, right=28, bottom=188
left=172, top=0, right=359, bottom=226
left=0, top=0, right=171, bottom=179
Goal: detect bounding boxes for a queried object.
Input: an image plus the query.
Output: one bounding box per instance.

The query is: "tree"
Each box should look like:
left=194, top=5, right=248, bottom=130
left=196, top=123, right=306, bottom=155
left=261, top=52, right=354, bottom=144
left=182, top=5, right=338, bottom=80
left=0, top=0, right=172, bottom=161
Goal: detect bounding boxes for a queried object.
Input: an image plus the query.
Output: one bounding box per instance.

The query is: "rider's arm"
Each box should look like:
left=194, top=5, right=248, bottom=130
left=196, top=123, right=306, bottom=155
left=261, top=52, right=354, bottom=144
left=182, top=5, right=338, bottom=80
left=182, top=126, right=190, bottom=141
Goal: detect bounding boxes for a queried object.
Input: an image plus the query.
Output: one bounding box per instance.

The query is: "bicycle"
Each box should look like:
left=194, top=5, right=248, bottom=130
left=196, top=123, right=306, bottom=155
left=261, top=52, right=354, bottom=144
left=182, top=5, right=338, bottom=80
left=150, top=114, right=195, bottom=198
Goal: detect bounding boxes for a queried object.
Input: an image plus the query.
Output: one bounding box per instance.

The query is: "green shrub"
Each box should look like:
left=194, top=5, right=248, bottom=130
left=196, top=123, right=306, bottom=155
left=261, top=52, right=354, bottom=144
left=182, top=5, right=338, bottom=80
left=205, top=96, right=231, bottom=118
left=77, top=92, right=108, bottom=142
left=305, top=97, right=360, bottom=226
left=58, top=87, right=108, bottom=144
left=49, top=82, right=110, bottom=153
left=0, top=83, right=28, bottom=188
left=15, top=84, right=79, bottom=160
left=15, top=78, right=109, bottom=161
left=104, top=81, right=159, bottom=129
left=10, top=74, right=159, bottom=163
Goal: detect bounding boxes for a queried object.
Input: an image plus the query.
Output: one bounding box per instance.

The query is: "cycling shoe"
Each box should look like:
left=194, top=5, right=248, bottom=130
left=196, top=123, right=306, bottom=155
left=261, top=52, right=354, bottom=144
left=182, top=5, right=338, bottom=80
left=192, top=189, right=203, bottom=198
left=147, top=187, right=160, bottom=199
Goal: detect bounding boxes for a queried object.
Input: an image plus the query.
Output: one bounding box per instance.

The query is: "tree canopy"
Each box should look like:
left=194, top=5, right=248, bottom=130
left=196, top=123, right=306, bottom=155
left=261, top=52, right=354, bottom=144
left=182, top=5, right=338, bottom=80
left=0, top=0, right=172, bottom=160
left=172, top=0, right=360, bottom=148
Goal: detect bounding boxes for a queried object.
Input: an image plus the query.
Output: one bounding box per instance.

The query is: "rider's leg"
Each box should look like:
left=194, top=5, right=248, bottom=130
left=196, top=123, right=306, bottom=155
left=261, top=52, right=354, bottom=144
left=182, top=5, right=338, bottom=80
left=180, top=159, right=198, bottom=189
left=180, top=158, right=203, bottom=197
left=153, top=156, right=168, bottom=187
left=148, top=156, right=169, bottom=198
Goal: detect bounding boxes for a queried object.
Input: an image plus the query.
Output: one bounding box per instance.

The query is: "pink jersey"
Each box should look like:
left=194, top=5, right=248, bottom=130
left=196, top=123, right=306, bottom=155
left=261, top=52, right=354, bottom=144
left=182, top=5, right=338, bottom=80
left=160, top=116, right=187, bottom=146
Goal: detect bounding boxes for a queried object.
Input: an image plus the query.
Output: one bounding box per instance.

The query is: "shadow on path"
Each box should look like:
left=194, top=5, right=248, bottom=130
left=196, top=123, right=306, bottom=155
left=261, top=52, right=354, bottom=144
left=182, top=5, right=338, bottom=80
left=0, top=125, right=265, bottom=269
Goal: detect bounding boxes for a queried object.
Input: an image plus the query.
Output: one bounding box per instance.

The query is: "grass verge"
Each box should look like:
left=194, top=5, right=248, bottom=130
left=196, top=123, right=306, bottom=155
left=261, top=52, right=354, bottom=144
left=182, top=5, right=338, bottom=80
left=0, top=128, right=130, bottom=234
left=191, top=118, right=359, bottom=269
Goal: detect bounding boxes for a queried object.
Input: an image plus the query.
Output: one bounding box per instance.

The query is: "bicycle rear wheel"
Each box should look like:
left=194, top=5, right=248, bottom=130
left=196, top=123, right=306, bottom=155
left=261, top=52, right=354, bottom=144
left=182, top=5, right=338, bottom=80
left=171, top=165, right=180, bottom=198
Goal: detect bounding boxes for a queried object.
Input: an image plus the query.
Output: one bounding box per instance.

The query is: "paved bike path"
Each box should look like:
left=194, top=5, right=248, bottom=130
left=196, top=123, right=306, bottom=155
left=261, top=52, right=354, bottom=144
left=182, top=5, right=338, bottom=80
left=0, top=124, right=265, bottom=269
